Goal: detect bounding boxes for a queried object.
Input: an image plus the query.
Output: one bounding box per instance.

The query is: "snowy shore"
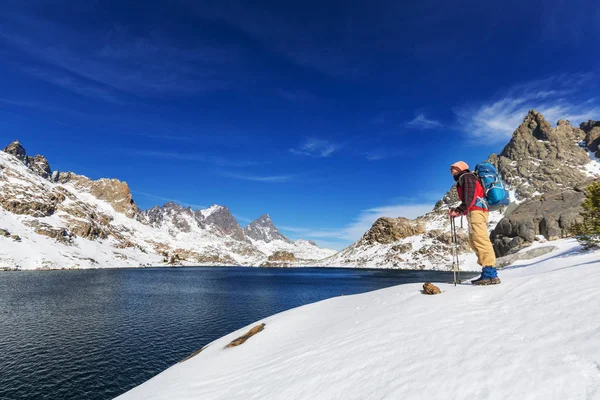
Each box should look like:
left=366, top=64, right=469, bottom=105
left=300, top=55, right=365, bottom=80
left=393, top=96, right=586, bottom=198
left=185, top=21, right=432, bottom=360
left=117, top=238, right=600, bottom=400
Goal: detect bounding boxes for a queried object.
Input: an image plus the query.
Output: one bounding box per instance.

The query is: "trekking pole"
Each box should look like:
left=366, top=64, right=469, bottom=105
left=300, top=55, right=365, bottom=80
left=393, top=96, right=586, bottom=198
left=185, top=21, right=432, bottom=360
left=454, top=219, right=461, bottom=284
left=450, top=216, right=461, bottom=286
left=450, top=216, right=457, bottom=286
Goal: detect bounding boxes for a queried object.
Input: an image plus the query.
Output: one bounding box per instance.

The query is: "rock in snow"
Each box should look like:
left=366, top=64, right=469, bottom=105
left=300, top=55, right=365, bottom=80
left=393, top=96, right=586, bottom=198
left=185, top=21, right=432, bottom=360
left=117, top=239, right=600, bottom=400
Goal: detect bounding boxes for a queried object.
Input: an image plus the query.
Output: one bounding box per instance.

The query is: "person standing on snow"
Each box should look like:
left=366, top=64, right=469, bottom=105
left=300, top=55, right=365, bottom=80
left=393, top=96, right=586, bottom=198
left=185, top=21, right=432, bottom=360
left=448, top=161, right=500, bottom=285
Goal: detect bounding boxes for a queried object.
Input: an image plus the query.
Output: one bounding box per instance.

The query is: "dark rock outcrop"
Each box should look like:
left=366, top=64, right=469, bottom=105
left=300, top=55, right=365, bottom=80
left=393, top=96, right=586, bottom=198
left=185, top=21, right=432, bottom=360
left=491, top=186, right=587, bottom=257
left=4, top=141, right=28, bottom=162
left=581, top=120, right=600, bottom=154
left=3, top=141, right=53, bottom=180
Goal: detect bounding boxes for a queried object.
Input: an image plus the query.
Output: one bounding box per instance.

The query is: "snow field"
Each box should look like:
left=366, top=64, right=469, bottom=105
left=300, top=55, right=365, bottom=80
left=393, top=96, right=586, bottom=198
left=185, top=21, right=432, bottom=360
left=118, top=239, right=600, bottom=400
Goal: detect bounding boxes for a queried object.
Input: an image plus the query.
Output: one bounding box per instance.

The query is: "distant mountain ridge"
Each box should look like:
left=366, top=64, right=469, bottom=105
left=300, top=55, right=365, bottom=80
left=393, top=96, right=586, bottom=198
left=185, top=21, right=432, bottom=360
left=0, top=141, right=337, bottom=270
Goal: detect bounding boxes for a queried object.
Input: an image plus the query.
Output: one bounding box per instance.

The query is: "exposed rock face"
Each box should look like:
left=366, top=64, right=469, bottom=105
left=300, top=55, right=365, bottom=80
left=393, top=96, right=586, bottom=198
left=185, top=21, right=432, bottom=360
left=491, top=187, right=587, bottom=257
left=142, top=202, right=196, bottom=233
left=3, top=141, right=52, bottom=179
left=199, top=205, right=245, bottom=241
left=361, top=217, right=424, bottom=245
left=496, top=111, right=589, bottom=199
left=268, top=251, right=296, bottom=262
left=54, top=171, right=138, bottom=218
left=423, top=282, right=441, bottom=295
left=244, top=214, right=292, bottom=243
left=581, top=120, right=600, bottom=155
left=3, top=141, right=27, bottom=162
left=28, top=155, right=51, bottom=179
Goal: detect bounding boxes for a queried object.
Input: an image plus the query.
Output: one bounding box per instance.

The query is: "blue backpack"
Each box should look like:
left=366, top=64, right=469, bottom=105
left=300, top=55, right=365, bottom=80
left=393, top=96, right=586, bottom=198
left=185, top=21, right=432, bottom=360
left=473, top=162, right=510, bottom=209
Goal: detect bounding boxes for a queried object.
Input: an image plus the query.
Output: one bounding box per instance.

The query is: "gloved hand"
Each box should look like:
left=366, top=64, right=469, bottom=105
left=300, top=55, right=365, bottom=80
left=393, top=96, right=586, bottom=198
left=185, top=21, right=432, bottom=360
left=448, top=209, right=461, bottom=218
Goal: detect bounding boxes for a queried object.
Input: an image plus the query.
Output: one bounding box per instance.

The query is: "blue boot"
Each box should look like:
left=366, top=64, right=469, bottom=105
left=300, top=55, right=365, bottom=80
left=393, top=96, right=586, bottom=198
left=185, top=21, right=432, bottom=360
left=472, top=267, right=501, bottom=285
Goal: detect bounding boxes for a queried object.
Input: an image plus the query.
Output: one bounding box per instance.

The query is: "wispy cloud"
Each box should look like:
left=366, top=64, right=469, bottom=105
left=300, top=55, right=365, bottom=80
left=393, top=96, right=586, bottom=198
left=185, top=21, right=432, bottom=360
left=364, top=149, right=406, bottom=161
left=26, top=68, right=124, bottom=104
left=290, top=138, right=340, bottom=157
left=407, top=113, right=443, bottom=130
left=219, top=172, right=293, bottom=183
left=0, top=12, right=240, bottom=100
left=279, top=202, right=435, bottom=249
left=133, top=191, right=206, bottom=210
left=456, top=73, right=600, bottom=143
left=130, top=150, right=256, bottom=167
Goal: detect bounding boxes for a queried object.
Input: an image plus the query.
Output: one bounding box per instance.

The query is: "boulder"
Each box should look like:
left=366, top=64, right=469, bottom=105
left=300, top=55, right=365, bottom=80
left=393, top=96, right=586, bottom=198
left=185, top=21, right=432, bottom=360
left=491, top=186, right=587, bottom=257
left=423, top=282, right=441, bottom=295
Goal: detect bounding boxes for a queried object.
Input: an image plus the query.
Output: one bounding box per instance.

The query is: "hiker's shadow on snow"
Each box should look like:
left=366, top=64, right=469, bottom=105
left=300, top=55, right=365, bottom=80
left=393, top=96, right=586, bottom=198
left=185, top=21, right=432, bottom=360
left=503, top=246, right=597, bottom=272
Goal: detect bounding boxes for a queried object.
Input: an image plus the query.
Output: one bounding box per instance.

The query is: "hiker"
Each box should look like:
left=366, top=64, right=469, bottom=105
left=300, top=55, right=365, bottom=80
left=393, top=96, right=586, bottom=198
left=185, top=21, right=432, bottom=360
left=448, top=161, right=500, bottom=285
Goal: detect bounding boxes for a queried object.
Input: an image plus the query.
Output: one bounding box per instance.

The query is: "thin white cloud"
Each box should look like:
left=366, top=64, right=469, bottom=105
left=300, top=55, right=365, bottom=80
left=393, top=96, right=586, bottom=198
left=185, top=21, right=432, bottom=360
left=364, top=149, right=406, bottom=161
left=456, top=73, right=600, bottom=143
left=407, top=113, right=443, bottom=130
left=220, top=172, right=293, bottom=183
left=290, top=138, right=340, bottom=157
left=279, top=202, right=435, bottom=249
left=130, top=150, right=255, bottom=167
left=0, top=13, right=238, bottom=99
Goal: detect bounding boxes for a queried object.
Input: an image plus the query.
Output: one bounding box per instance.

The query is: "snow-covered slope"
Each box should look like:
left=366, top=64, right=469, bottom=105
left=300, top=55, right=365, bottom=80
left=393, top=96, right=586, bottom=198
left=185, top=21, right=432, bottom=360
left=117, top=239, right=600, bottom=400
left=0, top=143, right=336, bottom=269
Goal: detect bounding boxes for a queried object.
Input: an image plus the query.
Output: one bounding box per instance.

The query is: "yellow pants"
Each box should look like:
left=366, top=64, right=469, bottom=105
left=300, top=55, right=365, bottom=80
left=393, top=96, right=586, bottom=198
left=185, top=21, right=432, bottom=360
left=467, top=210, right=496, bottom=267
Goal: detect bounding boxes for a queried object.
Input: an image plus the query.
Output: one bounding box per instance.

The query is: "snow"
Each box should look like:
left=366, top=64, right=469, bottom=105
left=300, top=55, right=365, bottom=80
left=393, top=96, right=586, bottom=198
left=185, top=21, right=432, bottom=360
left=199, top=205, right=223, bottom=218
left=117, top=239, right=600, bottom=400
left=582, top=150, right=600, bottom=177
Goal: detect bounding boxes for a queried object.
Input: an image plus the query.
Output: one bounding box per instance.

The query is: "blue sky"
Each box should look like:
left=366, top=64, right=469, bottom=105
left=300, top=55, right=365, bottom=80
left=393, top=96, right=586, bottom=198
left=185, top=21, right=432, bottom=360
left=1, top=0, right=600, bottom=250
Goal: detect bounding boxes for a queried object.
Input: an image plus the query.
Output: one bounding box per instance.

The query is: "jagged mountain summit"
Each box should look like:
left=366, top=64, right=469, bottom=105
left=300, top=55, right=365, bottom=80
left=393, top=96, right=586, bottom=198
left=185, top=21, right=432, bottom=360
left=320, top=110, right=600, bottom=270
left=244, top=214, right=292, bottom=244
left=0, top=141, right=336, bottom=270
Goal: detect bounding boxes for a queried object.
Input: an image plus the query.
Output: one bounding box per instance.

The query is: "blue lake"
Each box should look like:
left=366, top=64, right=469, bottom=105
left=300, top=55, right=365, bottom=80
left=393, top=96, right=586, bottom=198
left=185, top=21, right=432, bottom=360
left=0, top=266, right=476, bottom=399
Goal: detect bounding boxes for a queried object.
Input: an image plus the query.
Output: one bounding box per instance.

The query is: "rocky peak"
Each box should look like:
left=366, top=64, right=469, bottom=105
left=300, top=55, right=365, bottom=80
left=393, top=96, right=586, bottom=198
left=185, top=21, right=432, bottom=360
left=3, top=141, right=27, bottom=162
left=28, top=155, right=51, bottom=179
left=197, top=205, right=245, bottom=241
left=494, top=110, right=590, bottom=199
left=3, top=141, right=53, bottom=180
left=140, top=202, right=197, bottom=233
left=243, top=214, right=292, bottom=243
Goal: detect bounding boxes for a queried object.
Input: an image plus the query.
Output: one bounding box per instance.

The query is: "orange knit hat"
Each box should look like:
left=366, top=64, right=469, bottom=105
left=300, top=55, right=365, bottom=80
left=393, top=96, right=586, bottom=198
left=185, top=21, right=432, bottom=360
left=450, top=161, right=469, bottom=175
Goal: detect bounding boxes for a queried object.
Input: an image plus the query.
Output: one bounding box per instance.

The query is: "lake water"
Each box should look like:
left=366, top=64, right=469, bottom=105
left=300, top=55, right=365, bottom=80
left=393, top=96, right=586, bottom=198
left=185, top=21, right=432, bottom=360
left=0, top=267, right=477, bottom=400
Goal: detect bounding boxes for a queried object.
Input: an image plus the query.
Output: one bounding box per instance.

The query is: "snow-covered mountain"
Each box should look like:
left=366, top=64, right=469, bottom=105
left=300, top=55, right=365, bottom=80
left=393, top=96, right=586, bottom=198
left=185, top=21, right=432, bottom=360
left=320, top=110, right=600, bottom=270
left=244, top=214, right=337, bottom=263
left=0, top=141, right=336, bottom=270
